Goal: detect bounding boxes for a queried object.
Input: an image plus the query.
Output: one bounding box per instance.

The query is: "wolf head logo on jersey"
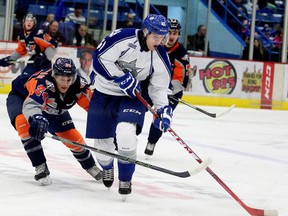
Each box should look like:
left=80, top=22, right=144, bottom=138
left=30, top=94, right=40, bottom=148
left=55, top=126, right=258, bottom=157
left=115, top=60, right=143, bottom=77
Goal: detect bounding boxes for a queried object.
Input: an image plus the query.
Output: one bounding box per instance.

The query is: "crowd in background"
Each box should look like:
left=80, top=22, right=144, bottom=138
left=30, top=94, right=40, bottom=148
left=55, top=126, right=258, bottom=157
left=209, top=0, right=285, bottom=62
left=12, top=4, right=99, bottom=48
left=11, top=0, right=286, bottom=62
left=12, top=3, right=142, bottom=50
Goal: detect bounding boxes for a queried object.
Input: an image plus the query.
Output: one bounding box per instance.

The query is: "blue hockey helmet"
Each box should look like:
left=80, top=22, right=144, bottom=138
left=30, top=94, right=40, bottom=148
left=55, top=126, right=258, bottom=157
left=142, top=14, right=169, bottom=35
left=52, top=57, right=76, bottom=79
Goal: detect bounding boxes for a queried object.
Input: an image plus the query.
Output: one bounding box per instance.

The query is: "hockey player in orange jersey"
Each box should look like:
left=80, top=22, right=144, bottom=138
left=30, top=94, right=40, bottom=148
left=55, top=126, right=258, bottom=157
left=18, top=57, right=102, bottom=185
left=2, top=13, right=58, bottom=133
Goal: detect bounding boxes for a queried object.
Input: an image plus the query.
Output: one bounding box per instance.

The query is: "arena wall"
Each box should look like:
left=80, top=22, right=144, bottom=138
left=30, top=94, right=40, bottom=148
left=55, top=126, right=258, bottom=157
left=184, top=56, right=288, bottom=110
left=1, top=42, right=287, bottom=110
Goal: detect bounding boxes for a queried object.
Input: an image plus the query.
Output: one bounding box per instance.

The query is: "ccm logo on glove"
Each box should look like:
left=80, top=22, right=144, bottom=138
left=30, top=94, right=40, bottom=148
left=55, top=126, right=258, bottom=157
left=153, top=105, right=173, bottom=132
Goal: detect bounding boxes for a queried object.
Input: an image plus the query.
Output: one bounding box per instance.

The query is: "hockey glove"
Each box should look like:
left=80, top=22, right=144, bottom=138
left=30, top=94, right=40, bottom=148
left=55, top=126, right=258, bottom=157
left=28, top=114, right=49, bottom=141
left=0, top=56, right=13, bottom=67
left=115, top=71, right=140, bottom=99
left=34, top=55, right=51, bottom=69
left=153, top=105, right=173, bottom=132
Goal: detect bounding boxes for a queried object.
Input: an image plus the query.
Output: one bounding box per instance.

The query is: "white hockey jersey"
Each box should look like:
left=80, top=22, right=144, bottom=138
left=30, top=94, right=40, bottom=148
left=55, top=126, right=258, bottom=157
left=92, top=28, right=172, bottom=109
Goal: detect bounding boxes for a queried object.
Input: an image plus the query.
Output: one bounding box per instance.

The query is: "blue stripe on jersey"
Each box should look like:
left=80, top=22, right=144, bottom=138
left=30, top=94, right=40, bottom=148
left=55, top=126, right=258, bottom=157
left=93, top=28, right=138, bottom=80
left=156, top=46, right=172, bottom=78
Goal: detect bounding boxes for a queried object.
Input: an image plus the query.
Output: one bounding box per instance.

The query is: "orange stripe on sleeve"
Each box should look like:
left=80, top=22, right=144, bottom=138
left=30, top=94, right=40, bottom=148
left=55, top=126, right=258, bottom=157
left=172, top=60, right=186, bottom=84
left=25, top=78, right=39, bottom=97
left=34, top=37, right=55, bottom=52
left=15, top=40, right=28, bottom=56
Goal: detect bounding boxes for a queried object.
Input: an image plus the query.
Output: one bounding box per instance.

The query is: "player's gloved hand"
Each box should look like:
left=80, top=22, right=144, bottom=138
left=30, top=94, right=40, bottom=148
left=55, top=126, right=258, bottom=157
left=28, top=114, right=49, bottom=141
left=114, top=71, right=140, bottom=99
left=34, top=55, right=51, bottom=69
left=153, top=105, right=173, bottom=132
left=0, top=56, right=13, bottom=67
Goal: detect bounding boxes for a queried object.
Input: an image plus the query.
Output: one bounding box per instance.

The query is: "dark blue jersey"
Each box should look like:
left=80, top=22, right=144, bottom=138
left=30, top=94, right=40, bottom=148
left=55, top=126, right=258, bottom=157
left=23, top=71, right=92, bottom=118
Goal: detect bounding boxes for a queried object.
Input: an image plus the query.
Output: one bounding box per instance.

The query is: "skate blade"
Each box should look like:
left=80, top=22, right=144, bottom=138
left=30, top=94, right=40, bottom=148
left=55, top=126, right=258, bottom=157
left=145, top=154, right=152, bottom=160
left=37, top=176, right=52, bottom=186
left=121, top=195, right=128, bottom=202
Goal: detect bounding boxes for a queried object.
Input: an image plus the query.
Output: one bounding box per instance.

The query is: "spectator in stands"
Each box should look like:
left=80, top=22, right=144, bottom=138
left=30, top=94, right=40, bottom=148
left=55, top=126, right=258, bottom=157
left=242, top=0, right=253, bottom=13
left=76, top=50, right=95, bottom=85
left=242, top=37, right=268, bottom=61
left=273, top=17, right=284, bottom=37
left=187, top=24, right=210, bottom=56
left=227, top=0, right=248, bottom=34
left=64, top=3, right=87, bottom=47
left=263, top=24, right=273, bottom=39
left=117, top=13, right=135, bottom=29
left=271, top=30, right=282, bottom=48
left=47, top=20, right=66, bottom=46
left=270, top=30, right=282, bottom=62
left=71, top=24, right=98, bottom=48
left=41, top=14, right=55, bottom=31
left=211, top=0, right=225, bottom=18
left=257, top=0, right=277, bottom=13
left=65, top=3, right=86, bottom=25
left=241, top=19, right=250, bottom=40
left=88, top=16, right=99, bottom=29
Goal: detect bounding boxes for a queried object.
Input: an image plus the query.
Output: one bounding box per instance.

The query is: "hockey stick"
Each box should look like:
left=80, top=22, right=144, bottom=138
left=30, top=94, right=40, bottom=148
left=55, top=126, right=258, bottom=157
left=136, top=92, right=278, bottom=216
left=45, top=133, right=211, bottom=178
left=169, top=95, right=235, bottom=118
left=10, top=60, right=34, bottom=64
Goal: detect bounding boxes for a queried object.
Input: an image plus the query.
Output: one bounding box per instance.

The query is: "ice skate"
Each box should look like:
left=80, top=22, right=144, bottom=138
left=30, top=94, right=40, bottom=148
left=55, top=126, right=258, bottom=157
left=86, top=165, right=103, bottom=181
left=102, top=167, right=114, bottom=188
left=144, top=142, right=156, bottom=158
left=34, top=163, right=52, bottom=186
left=119, top=181, right=132, bottom=202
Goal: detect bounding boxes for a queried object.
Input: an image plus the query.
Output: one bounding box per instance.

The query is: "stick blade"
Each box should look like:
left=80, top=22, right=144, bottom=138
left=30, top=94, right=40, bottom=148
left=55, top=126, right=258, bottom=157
left=264, top=210, right=278, bottom=216
left=216, top=104, right=235, bottom=118
left=247, top=208, right=278, bottom=216
left=189, top=157, right=212, bottom=176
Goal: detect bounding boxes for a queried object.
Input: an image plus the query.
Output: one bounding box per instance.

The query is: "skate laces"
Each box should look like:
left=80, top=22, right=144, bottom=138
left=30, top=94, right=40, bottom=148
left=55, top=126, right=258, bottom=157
left=103, top=168, right=114, bottom=181
left=35, top=163, right=47, bottom=175
left=34, top=163, right=50, bottom=181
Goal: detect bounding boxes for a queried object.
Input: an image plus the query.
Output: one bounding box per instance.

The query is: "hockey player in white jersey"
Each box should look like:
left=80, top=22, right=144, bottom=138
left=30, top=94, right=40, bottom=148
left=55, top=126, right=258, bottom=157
left=86, top=14, right=173, bottom=198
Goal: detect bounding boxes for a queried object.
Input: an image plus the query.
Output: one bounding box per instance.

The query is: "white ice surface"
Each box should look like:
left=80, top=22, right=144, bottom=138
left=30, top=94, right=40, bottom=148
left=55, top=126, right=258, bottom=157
left=0, top=94, right=287, bottom=216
